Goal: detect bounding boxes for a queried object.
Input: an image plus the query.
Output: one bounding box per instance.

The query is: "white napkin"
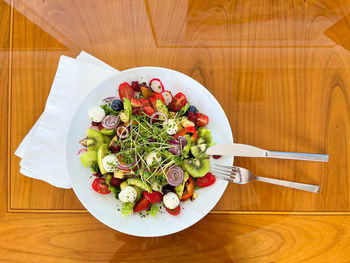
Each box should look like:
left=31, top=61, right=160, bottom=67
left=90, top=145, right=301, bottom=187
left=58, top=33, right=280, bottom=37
left=15, top=51, right=119, bottom=188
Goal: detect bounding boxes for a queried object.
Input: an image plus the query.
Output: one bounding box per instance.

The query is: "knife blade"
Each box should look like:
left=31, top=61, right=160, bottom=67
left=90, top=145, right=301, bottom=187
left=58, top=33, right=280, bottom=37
left=206, top=143, right=267, bottom=157
left=206, top=143, right=329, bottom=162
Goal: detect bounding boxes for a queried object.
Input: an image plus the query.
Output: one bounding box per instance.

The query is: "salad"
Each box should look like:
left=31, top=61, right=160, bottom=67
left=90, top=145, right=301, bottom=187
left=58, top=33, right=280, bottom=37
left=78, top=79, right=217, bottom=217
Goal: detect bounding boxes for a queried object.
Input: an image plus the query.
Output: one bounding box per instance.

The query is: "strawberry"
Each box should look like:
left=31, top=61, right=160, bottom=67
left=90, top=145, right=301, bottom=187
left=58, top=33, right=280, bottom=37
left=169, top=92, right=187, bottom=111
left=195, top=113, right=209, bottom=127
left=130, top=98, right=143, bottom=108
left=142, top=106, right=156, bottom=116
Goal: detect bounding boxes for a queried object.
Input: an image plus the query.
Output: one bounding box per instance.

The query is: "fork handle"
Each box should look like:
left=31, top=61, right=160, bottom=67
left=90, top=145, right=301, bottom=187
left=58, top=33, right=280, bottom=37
left=255, top=176, right=320, bottom=193
left=267, top=151, right=329, bottom=162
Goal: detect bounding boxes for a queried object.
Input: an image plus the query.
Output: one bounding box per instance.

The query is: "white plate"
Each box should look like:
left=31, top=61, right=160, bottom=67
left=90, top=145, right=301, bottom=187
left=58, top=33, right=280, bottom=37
left=65, top=67, right=233, bottom=237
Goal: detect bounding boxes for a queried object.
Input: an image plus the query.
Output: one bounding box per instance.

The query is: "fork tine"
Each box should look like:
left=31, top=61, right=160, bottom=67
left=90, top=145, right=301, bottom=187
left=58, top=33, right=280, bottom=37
left=214, top=167, right=237, bottom=175
left=215, top=164, right=238, bottom=171
left=214, top=173, right=237, bottom=183
left=213, top=171, right=238, bottom=180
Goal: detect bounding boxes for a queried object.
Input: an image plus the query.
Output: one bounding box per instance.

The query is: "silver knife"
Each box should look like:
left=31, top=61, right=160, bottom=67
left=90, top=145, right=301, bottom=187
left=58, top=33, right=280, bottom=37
left=206, top=143, right=329, bottom=162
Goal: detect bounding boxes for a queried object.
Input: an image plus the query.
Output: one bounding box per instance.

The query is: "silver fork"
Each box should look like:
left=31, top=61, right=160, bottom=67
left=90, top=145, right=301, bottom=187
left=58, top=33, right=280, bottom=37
left=214, top=164, right=320, bottom=193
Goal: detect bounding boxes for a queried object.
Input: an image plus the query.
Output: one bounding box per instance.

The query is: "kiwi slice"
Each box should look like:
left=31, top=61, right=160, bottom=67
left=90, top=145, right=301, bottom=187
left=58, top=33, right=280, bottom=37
left=86, top=129, right=104, bottom=152
left=80, top=151, right=98, bottom=167
left=183, top=158, right=210, bottom=178
left=196, top=128, right=212, bottom=145
left=97, top=144, right=109, bottom=174
left=191, top=144, right=209, bottom=158
left=101, top=129, right=115, bottom=136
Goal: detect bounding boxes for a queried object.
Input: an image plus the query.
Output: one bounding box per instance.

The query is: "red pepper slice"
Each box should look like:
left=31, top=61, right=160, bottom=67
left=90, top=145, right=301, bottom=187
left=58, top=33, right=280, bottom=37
left=180, top=176, right=194, bottom=201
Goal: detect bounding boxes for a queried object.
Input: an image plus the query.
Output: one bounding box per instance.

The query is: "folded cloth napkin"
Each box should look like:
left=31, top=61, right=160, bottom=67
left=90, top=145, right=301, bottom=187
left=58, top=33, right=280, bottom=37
left=15, top=51, right=120, bottom=188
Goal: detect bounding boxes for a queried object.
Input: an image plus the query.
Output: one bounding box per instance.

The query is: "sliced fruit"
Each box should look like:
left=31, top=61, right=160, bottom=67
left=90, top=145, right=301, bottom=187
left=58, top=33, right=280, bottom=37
left=175, top=172, right=189, bottom=199
left=140, top=98, right=151, bottom=107
left=190, top=144, right=209, bottom=158
left=120, top=181, right=129, bottom=190
left=174, top=126, right=197, bottom=142
left=169, top=92, right=187, bottom=111
left=100, top=129, right=115, bottom=136
left=127, top=178, right=152, bottom=192
left=183, top=158, right=210, bottom=178
left=123, top=98, right=132, bottom=118
left=142, top=106, right=156, bottom=116
left=118, top=82, right=134, bottom=100
left=80, top=151, right=98, bottom=167
left=86, top=129, right=104, bottom=151
left=140, top=85, right=153, bottom=98
left=142, top=191, right=163, bottom=204
left=97, top=144, right=109, bottom=174
left=149, top=93, right=165, bottom=110
left=130, top=98, right=143, bottom=108
left=92, top=177, right=111, bottom=194
left=195, top=113, right=209, bottom=127
left=103, top=134, right=111, bottom=146
left=161, top=91, right=173, bottom=105
left=79, top=138, right=88, bottom=147
left=156, top=99, right=169, bottom=118
left=133, top=197, right=151, bottom=212
left=149, top=78, right=164, bottom=93
left=196, top=172, right=216, bottom=187
left=197, top=128, right=212, bottom=145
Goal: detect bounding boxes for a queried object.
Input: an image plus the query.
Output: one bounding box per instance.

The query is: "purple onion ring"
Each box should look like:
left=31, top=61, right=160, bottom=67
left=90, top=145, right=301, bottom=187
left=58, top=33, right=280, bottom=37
left=166, top=166, right=184, bottom=186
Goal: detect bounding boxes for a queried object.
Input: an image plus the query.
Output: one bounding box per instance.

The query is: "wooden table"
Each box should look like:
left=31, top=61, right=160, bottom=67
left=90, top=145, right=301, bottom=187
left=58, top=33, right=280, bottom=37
left=2, top=0, right=350, bottom=261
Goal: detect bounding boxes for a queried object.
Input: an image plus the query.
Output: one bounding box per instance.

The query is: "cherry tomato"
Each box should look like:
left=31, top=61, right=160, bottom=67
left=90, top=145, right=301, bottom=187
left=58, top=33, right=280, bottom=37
left=194, top=113, right=209, bottom=127
left=118, top=82, right=135, bottom=100
left=133, top=197, right=151, bottom=212
left=142, top=106, right=156, bottom=116
left=181, top=176, right=194, bottom=201
left=169, top=92, right=187, bottom=111
left=196, top=172, right=216, bottom=188
left=110, top=178, right=122, bottom=187
left=165, top=205, right=181, bottom=216
left=92, top=178, right=111, bottom=194
left=142, top=191, right=163, bottom=204
left=174, top=126, right=197, bottom=142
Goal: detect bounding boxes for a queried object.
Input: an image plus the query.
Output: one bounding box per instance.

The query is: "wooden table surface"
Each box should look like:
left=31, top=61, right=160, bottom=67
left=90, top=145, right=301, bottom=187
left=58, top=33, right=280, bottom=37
left=2, top=0, right=350, bottom=261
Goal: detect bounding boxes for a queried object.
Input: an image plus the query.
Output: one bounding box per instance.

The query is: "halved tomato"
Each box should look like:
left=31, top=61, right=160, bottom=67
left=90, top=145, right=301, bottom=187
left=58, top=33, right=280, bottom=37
left=142, top=191, right=163, bottom=204
left=133, top=197, right=150, bottom=212
left=92, top=178, right=111, bottom=194
left=196, top=172, right=216, bottom=188
left=118, top=82, right=134, bottom=100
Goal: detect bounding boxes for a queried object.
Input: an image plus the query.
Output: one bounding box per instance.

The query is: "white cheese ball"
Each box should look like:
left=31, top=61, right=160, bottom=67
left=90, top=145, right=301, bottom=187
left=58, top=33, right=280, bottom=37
left=102, top=154, right=118, bottom=173
left=146, top=152, right=162, bottom=166
left=163, top=192, right=180, bottom=209
left=163, top=119, right=178, bottom=135
left=118, top=186, right=137, bottom=203
left=88, top=106, right=105, bottom=122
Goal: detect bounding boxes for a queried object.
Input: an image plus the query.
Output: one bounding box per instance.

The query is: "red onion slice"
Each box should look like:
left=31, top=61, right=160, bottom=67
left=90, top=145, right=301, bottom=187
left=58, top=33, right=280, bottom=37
left=169, top=139, right=179, bottom=145
left=116, top=156, right=136, bottom=169
left=169, top=144, right=181, bottom=155
left=102, top=115, right=120, bottom=129
left=116, top=126, right=129, bottom=139
left=167, top=166, right=184, bottom=186
left=103, top=96, right=118, bottom=103
left=78, top=149, right=87, bottom=156
left=150, top=112, right=168, bottom=124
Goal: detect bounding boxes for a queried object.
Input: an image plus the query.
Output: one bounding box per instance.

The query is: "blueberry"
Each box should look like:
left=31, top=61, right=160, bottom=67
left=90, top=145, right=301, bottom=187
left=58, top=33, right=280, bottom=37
left=187, top=105, right=197, bottom=114
left=111, top=99, right=123, bottom=111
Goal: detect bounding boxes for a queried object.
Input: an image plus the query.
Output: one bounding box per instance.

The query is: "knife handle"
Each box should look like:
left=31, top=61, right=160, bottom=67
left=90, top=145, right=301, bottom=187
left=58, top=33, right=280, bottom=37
left=267, top=151, right=329, bottom=162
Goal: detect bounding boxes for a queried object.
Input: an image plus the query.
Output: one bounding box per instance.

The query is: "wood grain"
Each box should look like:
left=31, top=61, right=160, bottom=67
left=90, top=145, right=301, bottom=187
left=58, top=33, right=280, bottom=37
left=8, top=0, right=350, bottom=212
left=1, top=213, right=350, bottom=262
left=0, top=0, right=11, bottom=216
